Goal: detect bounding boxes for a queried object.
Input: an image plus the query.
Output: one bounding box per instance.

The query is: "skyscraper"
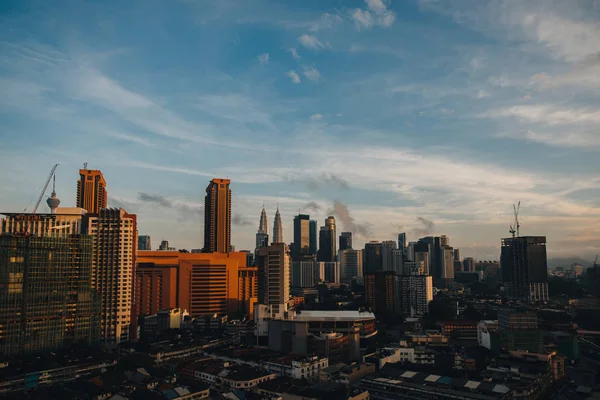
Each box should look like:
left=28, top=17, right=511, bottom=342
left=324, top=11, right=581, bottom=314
left=272, top=207, right=283, bottom=244
left=204, top=178, right=231, bottom=253
left=318, top=216, right=336, bottom=262
left=256, top=243, right=291, bottom=315
left=291, top=260, right=317, bottom=287
left=417, top=236, right=453, bottom=288
left=463, top=257, right=475, bottom=272
left=396, top=275, right=433, bottom=317
left=86, top=208, right=137, bottom=345
left=363, top=241, right=383, bottom=273
left=365, top=271, right=396, bottom=313
left=309, top=220, right=317, bottom=255
left=339, top=249, right=363, bottom=283
left=501, top=236, right=549, bottom=303
left=381, top=240, right=398, bottom=272
left=292, top=214, right=311, bottom=260
left=453, top=248, right=461, bottom=261
left=339, top=232, right=352, bottom=251
left=256, top=207, right=269, bottom=251
left=77, top=168, right=107, bottom=213
left=138, top=235, right=152, bottom=250
left=398, top=232, right=407, bottom=250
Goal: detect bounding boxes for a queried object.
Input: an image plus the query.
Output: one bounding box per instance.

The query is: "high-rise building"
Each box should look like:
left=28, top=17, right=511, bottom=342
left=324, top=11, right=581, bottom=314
left=396, top=275, right=433, bottom=317
left=255, top=207, right=269, bottom=251
left=339, top=249, right=363, bottom=283
left=501, top=236, right=549, bottom=303
left=86, top=208, right=137, bottom=345
left=0, top=214, right=100, bottom=355
left=443, top=245, right=455, bottom=287
left=318, top=216, right=336, bottom=262
left=453, top=248, right=461, bottom=261
left=398, top=233, right=407, bottom=250
left=463, top=257, right=475, bottom=272
left=138, top=235, right=152, bottom=250
left=272, top=207, right=283, bottom=244
left=417, top=236, right=453, bottom=288
left=365, top=271, right=396, bottom=313
left=309, top=220, right=317, bottom=255
left=292, top=214, right=311, bottom=260
left=238, top=265, right=258, bottom=318
left=291, top=260, right=317, bottom=288
left=391, top=249, right=404, bottom=275
left=203, top=178, right=231, bottom=253
left=159, top=240, right=169, bottom=250
left=363, top=241, right=382, bottom=273
left=339, top=232, right=352, bottom=251
left=497, top=307, right=542, bottom=353
left=414, top=251, right=429, bottom=275
left=135, top=251, right=179, bottom=317
left=77, top=169, right=107, bottom=213
left=256, top=243, right=291, bottom=315
left=318, top=261, right=341, bottom=284
left=381, top=240, right=398, bottom=272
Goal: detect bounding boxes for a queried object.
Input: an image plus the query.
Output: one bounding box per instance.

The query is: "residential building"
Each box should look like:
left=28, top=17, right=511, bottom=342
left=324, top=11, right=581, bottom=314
left=339, top=249, right=363, bottom=283
left=138, top=234, right=151, bottom=250
left=0, top=231, right=99, bottom=355
left=501, top=236, right=549, bottom=302
left=86, top=208, right=137, bottom=345
left=203, top=178, right=231, bottom=253
left=257, top=243, right=291, bottom=316
left=238, top=265, right=258, bottom=317
left=272, top=207, right=283, bottom=244
left=76, top=168, right=107, bottom=213
left=318, top=216, right=336, bottom=262
left=477, top=320, right=499, bottom=350
left=339, top=232, right=352, bottom=251
left=363, top=241, right=382, bottom=273
left=135, top=253, right=178, bottom=316
left=396, top=275, right=433, bottom=317
left=365, top=271, right=396, bottom=313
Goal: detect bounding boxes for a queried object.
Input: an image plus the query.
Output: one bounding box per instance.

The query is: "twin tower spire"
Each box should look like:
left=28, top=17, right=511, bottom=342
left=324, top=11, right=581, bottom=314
left=257, top=205, right=283, bottom=246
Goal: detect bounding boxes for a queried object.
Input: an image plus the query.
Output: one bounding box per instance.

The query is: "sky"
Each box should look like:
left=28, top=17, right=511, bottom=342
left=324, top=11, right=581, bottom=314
left=1, top=0, right=599, bottom=261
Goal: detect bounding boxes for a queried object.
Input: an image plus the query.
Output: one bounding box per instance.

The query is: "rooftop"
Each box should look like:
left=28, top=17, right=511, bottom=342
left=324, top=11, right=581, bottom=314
left=294, top=310, right=376, bottom=322
left=220, top=366, right=276, bottom=382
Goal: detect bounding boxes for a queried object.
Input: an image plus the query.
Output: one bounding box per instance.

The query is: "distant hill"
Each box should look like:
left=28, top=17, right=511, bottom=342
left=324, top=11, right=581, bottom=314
left=547, top=257, right=594, bottom=270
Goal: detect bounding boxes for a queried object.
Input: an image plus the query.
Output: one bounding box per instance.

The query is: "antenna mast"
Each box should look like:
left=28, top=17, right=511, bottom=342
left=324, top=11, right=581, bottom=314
left=509, top=201, right=521, bottom=238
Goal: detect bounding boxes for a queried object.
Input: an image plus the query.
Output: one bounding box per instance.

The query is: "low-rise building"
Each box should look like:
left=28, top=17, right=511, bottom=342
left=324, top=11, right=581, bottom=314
left=478, top=320, right=499, bottom=350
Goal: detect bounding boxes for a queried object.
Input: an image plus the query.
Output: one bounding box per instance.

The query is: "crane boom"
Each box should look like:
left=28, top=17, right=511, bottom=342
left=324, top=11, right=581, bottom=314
left=32, top=164, right=59, bottom=214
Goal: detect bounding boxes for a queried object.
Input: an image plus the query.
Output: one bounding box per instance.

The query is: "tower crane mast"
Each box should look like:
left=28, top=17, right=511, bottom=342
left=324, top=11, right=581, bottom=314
left=31, top=164, right=59, bottom=214
left=509, top=201, right=521, bottom=238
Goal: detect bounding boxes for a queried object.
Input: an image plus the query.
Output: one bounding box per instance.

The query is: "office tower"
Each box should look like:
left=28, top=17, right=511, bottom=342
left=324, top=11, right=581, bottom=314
left=365, top=271, right=396, bottom=313
left=138, top=235, right=152, bottom=251
left=0, top=218, right=99, bottom=355
left=158, top=240, right=169, bottom=250
left=417, top=236, right=453, bottom=288
left=292, top=214, right=311, bottom=260
left=501, top=236, right=549, bottom=303
left=391, top=248, right=404, bottom=275
left=256, top=243, right=291, bottom=315
left=443, top=245, right=455, bottom=287
left=309, top=220, right=317, bottom=255
left=363, top=241, right=383, bottom=273
left=453, top=248, right=461, bottom=261
left=135, top=252, right=178, bottom=316
left=398, top=233, right=407, bottom=250
left=255, top=207, right=269, bottom=251
left=178, top=252, right=246, bottom=317
left=339, top=232, right=352, bottom=251
left=407, top=241, right=417, bottom=261
left=396, top=275, right=433, bottom=317
left=318, top=261, right=341, bottom=283
left=291, top=260, right=317, bottom=287
left=86, top=208, right=137, bottom=345
left=339, top=249, right=363, bottom=283
left=381, top=240, right=398, bottom=272
left=204, top=178, right=232, bottom=253
left=77, top=168, right=107, bottom=213
left=463, top=257, right=475, bottom=272
left=318, top=216, right=336, bottom=262
left=272, top=207, right=283, bottom=244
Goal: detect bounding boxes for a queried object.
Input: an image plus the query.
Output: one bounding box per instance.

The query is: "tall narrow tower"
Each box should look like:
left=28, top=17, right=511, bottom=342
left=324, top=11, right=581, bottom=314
left=256, top=206, right=269, bottom=250
left=273, top=207, right=283, bottom=244
left=46, top=175, right=61, bottom=214
left=77, top=168, right=107, bottom=213
left=203, top=178, right=232, bottom=253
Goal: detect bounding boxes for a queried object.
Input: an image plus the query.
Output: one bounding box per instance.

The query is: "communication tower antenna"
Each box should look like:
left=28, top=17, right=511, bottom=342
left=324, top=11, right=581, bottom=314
left=83, top=162, right=88, bottom=169
left=509, top=201, right=521, bottom=238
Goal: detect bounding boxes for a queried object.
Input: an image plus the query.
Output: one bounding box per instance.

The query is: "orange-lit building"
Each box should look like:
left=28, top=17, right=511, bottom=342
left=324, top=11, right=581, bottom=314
left=135, top=251, right=255, bottom=318
left=77, top=169, right=107, bottom=213
left=204, top=179, right=231, bottom=253
left=135, top=251, right=179, bottom=316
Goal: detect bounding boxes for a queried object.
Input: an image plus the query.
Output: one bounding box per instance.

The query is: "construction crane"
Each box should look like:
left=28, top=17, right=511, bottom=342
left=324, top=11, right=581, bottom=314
left=509, top=201, right=521, bottom=238
left=31, top=164, right=59, bottom=214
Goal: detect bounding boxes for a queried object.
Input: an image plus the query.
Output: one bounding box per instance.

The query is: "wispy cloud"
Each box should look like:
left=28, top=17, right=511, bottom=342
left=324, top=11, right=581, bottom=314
left=287, top=47, right=300, bottom=60
left=105, top=131, right=156, bottom=147
left=257, top=53, right=270, bottom=64
left=298, top=34, right=326, bottom=50
left=483, top=105, right=600, bottom=125
left=302, top=66, right=321, bottom=81
left=285, top=70, right=301, bottom=84
left=310, top=113, right=323, bottom=121
left=351, top=0, right=396, bottom=29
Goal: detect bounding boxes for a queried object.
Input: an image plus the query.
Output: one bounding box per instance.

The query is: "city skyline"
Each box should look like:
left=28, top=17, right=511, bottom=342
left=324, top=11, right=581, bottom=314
left=1, top=0, right=600, bottom=260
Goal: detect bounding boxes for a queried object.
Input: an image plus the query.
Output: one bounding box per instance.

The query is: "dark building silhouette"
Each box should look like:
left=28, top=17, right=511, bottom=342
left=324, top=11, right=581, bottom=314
left=365, top=271, right=396, bottom=313
left=293, top=214, right=311, bottom=260
left=501, top=236, right=548, bottom=303
left=203, top=178, right=231, bottom=253
left=317, top=216, right=336, bottom=262
left=138, top=235, right=151, bottom=250
left=339, top=232, right=352, bottom=251
left=363, top=241, right=383, bottom=273
left=309, top=220, right=317, bottom=255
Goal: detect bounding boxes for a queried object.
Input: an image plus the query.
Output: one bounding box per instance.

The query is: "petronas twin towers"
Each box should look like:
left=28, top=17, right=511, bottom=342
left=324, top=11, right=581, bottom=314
left=255, top=206, right=283, bottom=250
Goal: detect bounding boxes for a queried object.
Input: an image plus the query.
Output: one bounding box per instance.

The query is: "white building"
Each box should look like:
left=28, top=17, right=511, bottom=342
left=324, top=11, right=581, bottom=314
left=477, top=320, right=498, bottom=350
left=396, top=275, right=433, bottom=317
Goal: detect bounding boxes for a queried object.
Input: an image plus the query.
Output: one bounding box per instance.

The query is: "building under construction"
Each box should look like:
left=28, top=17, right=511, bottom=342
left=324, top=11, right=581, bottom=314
left=501, top=236, right=549, bottom=303
left=0, top=231, right=100, bottom=355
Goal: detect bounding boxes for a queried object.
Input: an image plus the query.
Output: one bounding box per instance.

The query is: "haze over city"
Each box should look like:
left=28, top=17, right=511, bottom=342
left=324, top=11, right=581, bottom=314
left=1, top=0, right=599, bottom=260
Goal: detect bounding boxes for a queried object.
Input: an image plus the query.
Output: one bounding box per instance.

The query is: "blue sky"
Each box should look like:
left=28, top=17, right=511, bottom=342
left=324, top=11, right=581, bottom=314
left=1, top=0, right=599, bottom=260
